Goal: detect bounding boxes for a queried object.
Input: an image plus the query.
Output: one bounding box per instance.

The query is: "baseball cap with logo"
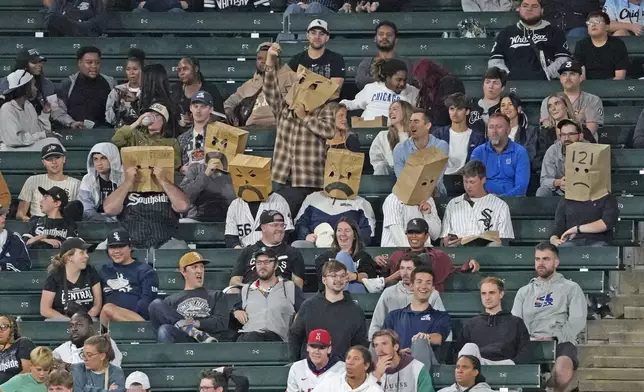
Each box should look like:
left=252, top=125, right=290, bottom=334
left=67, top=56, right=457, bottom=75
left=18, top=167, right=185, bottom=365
left=125, top=371, right=150, bottom=390
left=406, top=218, right=429, bottom=234
left=255, top=210, right=285, bottom=231
left=59, top=237, right=92, bottom=255
left=41, top=143, right=66, bottom=160
left=107, top=228, right=132, bottom=248
left=307, top=19, right=329, bottom=34
left=17, top=48, right=47, bottom=64
left=178, top=251, right=211, bottom=269
left=252, top=247, right=277, bottom=261
left=190, top=90, right=214, bottom=107
left=3, top=70, right=34, bottom=95
left=558, top=60, right=583, bottom=75
left=38, top=186, right=69, bottom=207
left=307, top=329, right=332, bottom=347
left=145, top=103, right=170, bottom=123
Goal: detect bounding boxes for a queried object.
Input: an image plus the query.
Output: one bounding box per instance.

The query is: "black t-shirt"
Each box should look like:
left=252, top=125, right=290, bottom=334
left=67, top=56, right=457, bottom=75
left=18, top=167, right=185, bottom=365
left=97, top=176, right=116, bottom=214
left=552, top=193, right=619, bottom=243
left=23, top=216, right=78, bottom=249
left=121, top=192, right=179, bottom=249
left=574, top=36, right=630, bottom=80
left=43, top=265, right=101, bottom=315
left=0, top=338, right=35, bottom=384
left=232, top=241, right=305, bottom=283
left=288, top=49, right=346, bottom=79
left=67, top=74, right=112, bottom=126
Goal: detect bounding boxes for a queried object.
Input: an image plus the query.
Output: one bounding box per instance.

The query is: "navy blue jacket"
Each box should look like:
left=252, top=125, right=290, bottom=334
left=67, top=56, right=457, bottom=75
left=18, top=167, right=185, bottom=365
left=432, top=126, right=486, bottom=163
left=383, top=304, right=451, bottom=349
left=97, top=260, right=159, bottom=320
left=0, top=231, right=31, bottom=271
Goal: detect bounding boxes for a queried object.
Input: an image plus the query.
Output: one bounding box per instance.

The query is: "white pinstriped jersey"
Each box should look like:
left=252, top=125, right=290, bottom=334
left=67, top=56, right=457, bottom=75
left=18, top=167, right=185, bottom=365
left=18, top=174, right=81, bottom=217
left=439, top=194, right=514, bottom=239
left=225, top=193, right=294, bottom=247
left=381, top=193, right=442, bottom=247
left=286, top=359, right=345, bottom=392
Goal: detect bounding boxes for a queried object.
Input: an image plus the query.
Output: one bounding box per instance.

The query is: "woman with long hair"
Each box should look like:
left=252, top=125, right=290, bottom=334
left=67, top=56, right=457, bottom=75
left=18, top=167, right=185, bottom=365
left=313, top=218, right=379, bottom=293
left=71, top=335, right=124, bottom=392
left=340, top=59, right=418, bottom=120
left=105, top=49, right=145, bottom=127
left=369, top=100, right=413, bottom=175
left=499, top=93, right=537, bottom=165
left=438, top=355, right=494, bottom=392
left=429, top=75, right=466, bottom=127
left=0, top=49, right=56, bottom=114
left=327, top=104, right=360, bottom=152
left=312, top=346, right=382, bottom=392
left=139, top=64, right=181, bottom=138
left=0, top=314, right=36, bottom=384
left=411, top=59, right=449, bottom=111
left=40, top=238, right=101, bottom=321
left=172, top=57, right=225, bottom=129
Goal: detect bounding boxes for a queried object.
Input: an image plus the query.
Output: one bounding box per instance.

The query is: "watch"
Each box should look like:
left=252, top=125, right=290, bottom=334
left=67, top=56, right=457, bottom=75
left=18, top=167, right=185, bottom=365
left=577, top=225, right=582, bottom=234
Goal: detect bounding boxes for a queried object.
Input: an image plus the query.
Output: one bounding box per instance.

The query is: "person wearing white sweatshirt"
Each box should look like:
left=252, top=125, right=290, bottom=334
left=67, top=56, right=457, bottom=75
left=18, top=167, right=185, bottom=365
left=312, top=346, right=383, bottom=392
left=341, top=59, right=418, bottom=121
left=369, top=101, right=412, bottom=176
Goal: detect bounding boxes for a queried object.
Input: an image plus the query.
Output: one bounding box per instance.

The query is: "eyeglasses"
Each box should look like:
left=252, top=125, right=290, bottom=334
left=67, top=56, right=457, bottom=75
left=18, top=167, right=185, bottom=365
left=325, top=273, right=348, bottom=280
left=0, top=324, right=10, bottom=331
left=560, top=132, right=581, bottom=139
left=255, top=259, right=276, bottom=265
left=199, top=387, right=217, bottom=392
left=265, top=222, right=286, bottom=229
left=586, top=20, right=605, bottom=27
left=81, top=351, right=101, bottom=360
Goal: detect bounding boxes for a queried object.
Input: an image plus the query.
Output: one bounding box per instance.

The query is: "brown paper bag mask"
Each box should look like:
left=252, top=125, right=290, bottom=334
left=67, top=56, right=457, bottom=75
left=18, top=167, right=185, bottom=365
left=121, top=146, right=175, bottom=193
left=229, top=154, right=272, bottom=202
left=323, top=149, right=364, bottom=200
left=565, top=143, right=611, bottom=202
left=205, top=122, right=249, bottom=169
left=286, top=65, right=340, bottom=112
left=393, top=148, right=448, bottom=205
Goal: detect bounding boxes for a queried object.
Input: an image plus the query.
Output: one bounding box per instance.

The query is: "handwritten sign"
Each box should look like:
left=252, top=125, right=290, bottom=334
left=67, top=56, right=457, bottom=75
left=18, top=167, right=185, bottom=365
left=121, top=146, right=175, bottom=193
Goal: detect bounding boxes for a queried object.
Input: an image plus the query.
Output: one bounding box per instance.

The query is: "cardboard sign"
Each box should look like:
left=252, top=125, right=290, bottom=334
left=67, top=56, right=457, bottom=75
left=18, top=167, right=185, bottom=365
left=323, top=149, right=364, bottom=200
left=460, top=231, right=501, bottom=245
left=351, top=116, right=387, bottom=128
left=565, top=143, right=611, bottom=202
left=229, top=154, right=272, bottom=202
left=393, top=147, right=448, bottom=205
left=205, top=122, right=249, bottom=168
left=287, top=65, right=340, bottom=112
left=121, top=146, right=175, bottom=193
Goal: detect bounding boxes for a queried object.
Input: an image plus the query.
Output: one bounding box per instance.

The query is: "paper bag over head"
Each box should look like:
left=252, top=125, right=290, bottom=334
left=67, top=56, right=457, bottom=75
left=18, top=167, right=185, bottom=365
left=205, top=122, right=249, bottom=170
left=323, top=149, right=365, bottom=200
left=286, top=65, right=340, bottom=112
left=121, top=146, right=175, bottom=193
left=565, top=142, right=611, bottom=202
left=229, top=154, right=272, bottom=202
left=393, top=147, right=448, bottom=205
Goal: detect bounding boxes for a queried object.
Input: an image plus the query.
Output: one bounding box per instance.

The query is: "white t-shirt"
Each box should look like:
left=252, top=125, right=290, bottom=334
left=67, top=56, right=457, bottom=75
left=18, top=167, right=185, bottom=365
left=18, top=174, right=81, bottom=217
left=340, top=82, right=419, bottom=120
left=509, top=126, right=519, bottom=142
left=445, top=129, right=472, bottom=175
left=604, top=0, right=644, bottom=25
left=53, top=339, right=122, bottom=367
left=440, top=193, right=515, bottom=239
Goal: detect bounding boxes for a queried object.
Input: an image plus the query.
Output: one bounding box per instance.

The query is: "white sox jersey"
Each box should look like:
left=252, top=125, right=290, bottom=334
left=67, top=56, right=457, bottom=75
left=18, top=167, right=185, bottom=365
left=381, top=193, right=441, bottom=247
left=440, top=194, right=514, bottom=239
left=286, top=358, right=345, bottom=392
left=225, top=193, right=294, bottom=247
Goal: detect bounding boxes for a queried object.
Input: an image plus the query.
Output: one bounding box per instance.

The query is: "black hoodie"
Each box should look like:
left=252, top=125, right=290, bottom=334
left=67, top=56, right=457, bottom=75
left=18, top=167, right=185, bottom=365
left=458, top=310, right=530, bottom=362
left=289, top=292, right=368, bottom=361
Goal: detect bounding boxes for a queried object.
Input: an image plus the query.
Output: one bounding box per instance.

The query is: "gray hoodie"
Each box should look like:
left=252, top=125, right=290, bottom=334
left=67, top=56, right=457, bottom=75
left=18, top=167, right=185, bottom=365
left=511, top=272, right=587, bottom=344
left=0, top=100, right=51, bottom=148
left=179, top=163, right=236, bottom=220
left=461, top=0, right=512, bottom=11
left=438, top=382, right=495, bottom=392
left=78, top=143, right=123, bottom=222
left=539, top=140, right=565, bottom=195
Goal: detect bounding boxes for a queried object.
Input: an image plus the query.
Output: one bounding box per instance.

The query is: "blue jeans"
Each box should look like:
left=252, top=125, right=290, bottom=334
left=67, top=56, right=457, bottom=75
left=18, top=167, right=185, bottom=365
left=566, top=27, right=589, bottom=40
left=148, top=299, right=194, bottom=343
left=336, top=251, right=366, bottom=293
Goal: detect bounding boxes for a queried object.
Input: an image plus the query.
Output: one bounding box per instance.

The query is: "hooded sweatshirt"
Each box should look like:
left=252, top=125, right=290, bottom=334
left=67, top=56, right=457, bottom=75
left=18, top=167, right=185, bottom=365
left=0, top=100, right=51, bottom=148
left=437, top=382, right=495, bottom=392
left=378, top=352, right=435, bottom=392
left=489, top=20, right=571, bottom=80
left=289, top=292, right=368, bottom=361
left=79, top=143, right=123, bottom=222
left=312, top=372, right=382, bottom=392
left=179, top=163, right=236, bottom=221
left=0, top=229, right=31, bottom=272
left=341, top=82, right=419, bottom=120
left=511, top=272, right=587, bottom=344
left=459, top=311, right=531, bottom=362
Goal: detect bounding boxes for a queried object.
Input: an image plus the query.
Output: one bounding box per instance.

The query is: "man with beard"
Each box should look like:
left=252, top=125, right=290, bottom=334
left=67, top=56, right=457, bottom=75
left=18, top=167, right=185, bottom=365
left=288, top=260, right=368, bottom=361
left=232, top=248, right=304, bottom=342
left=52, top=311, right=122, bottom=366
left=512, top=242, right=586, bottom=392
left=0, top=204, right=31, bottom=271
left=471, top=113, right=530, bottom=196
left=286, top=329, right=345, bottom=392
left=224, top=43, right=298, bottom=127
left=489, top=0, right=571, bottom=80
left=536, top=119, right=585, bottom=197
left=355, top=22, right=412, bottom=90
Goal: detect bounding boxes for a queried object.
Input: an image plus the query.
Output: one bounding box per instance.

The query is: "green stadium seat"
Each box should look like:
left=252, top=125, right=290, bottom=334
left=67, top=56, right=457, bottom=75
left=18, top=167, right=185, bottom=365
left=597, top=126, right=633, bottom=147
left=512, top=220, right=634, bottom=245
left=0, top=150, right=87, bottom=174
left=0, top=0, right=42, bottom=10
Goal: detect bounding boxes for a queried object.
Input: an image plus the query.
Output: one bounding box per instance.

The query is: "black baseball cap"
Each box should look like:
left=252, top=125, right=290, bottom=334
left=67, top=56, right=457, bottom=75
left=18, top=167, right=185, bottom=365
left=558, top=60, right=583, bottom=75
left=16, top=48, right=46, bottom=64
left=252, top=247, right=277, bottom=261
left=41, top=143, right=66, bottom=160
left=255, top=210, right=285, bottom=231
left=406, top=218, right=429, bottom=234
left=190, top=90, right=214, bottom=107
left=38, top=186, right=68, bottom=207
left=107, top=228, right=132, bottom=248
left=60, top=237, right=92, bottom=255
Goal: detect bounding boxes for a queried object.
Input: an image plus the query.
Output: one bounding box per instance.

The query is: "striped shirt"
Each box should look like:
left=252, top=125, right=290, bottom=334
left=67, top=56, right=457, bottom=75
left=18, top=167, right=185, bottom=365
left=121, top=192, right=179, bottom=248
left=225, top=193, right=294, bottom=247
left=440, top=193, right=514, bottom=239
left=381, top=193, right=442, bottom=247
left=18, top=174, right=81, bottom=217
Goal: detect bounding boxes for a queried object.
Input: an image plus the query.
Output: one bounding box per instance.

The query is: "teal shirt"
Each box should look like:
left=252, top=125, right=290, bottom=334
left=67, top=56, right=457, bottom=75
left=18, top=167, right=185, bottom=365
left=0, top=373, right=46, bottom=392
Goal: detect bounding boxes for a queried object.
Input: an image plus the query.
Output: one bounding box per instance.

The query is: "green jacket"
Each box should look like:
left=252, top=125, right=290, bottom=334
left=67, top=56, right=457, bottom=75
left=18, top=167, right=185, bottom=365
left=112, top=125, right=181, bottom=169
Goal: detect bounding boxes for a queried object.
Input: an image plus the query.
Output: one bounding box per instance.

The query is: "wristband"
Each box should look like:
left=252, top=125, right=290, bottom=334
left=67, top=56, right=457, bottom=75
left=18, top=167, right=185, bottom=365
left=577, top=225, right=582, bottom=234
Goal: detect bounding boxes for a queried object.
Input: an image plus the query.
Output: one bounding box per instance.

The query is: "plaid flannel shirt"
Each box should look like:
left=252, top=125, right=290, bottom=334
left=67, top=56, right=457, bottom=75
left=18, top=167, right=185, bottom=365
left=263, top=64, right=336, bottom=188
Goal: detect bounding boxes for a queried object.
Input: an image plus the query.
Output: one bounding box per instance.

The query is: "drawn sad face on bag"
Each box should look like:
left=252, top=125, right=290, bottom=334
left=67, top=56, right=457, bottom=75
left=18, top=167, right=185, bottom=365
left=323, top=149, right=364, bottom=200
left=565, top=142, right=611, bottom=202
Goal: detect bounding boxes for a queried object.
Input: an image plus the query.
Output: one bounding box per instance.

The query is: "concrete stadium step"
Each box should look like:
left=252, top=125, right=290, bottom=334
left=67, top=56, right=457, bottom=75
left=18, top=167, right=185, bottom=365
left=587, top=319, right=644, bottom=340
left=624, top=306, right=644, bottom=319
left=590, top=356, right=644, bottom=368
left=579, top=343, right=644, bottom=359
left=578, top=379, right=644, bottom=392
left=611, top=294, right=644, bottom=317
left=608, top=331, right=644, bottom=343
left=578, top=368, right=644, bottom=380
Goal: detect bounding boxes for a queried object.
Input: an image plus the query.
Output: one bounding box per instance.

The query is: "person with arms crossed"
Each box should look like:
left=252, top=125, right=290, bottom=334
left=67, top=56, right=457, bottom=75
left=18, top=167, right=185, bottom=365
left=71, top=335, right=125, bottom=392
left=286, top=329, right=345, bottom=392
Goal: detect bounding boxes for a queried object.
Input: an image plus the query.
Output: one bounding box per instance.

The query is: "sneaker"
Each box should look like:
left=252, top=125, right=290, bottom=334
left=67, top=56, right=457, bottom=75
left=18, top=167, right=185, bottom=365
left=179, top=324, right=217, bottom=343
left=362, top=277, right=384, bottom=293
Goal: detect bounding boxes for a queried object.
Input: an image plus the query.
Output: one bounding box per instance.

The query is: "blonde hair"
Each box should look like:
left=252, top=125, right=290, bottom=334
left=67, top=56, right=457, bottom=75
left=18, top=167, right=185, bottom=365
left=47, top=249, right=76, bottom=274
left=30, top=346, right=55, bottom=368
left=542, top=93, right=583, bottom=128
left=387, top=100, right=413, bottom=151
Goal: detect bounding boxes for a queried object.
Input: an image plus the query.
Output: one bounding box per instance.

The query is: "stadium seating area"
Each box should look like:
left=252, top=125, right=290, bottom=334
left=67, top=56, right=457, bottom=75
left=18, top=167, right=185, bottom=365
left=0, top=0, right=643, bottom=391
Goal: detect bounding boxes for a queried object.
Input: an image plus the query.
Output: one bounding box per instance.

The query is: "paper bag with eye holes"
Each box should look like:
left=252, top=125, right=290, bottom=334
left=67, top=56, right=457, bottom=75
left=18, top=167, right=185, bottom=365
left=323, top=149, right=365, bottom=200
left=205, top=122, right=249, bottom=170
left=229, top=154, right=272, bottom=202
left=286, top=65, right=340, bottom=112
left=121, top=146, right=175, bottom=193
left=565, top=142, right=611, bottom=202
left=393, top=147, right=449, bottom=205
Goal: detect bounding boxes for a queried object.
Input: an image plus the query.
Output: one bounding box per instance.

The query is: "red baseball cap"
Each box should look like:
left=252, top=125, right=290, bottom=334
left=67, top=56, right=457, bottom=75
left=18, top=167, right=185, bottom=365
left=308, top=329, right=331, bottom=347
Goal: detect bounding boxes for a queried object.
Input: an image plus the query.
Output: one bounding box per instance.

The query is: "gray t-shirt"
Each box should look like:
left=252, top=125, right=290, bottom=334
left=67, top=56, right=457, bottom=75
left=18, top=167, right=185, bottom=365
left=539, top=91, right=604, bottom=126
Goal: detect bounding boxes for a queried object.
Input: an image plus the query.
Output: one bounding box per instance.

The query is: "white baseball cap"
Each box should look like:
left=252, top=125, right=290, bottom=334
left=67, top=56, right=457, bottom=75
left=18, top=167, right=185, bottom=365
left=145, top=103, right=169, bottom=123
left=3, top=70, right=33, bottom=94
left=307, top=19, right=329, bottom=34
left=314, top=222, right=335, bottom=248
left=125, top=371, right=150, bottom=390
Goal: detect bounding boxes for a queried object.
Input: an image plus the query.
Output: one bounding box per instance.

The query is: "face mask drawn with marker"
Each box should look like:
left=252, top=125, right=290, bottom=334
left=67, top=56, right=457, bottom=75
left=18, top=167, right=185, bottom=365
left=393, top=147, right=448, bottom=205
left=323, top=149, right=364, bottom=200
left=205, top=122, right=249, bottom=170
left=565, top=142, right=611, bottom=202
left=229, top=154, right=272, bottom=202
